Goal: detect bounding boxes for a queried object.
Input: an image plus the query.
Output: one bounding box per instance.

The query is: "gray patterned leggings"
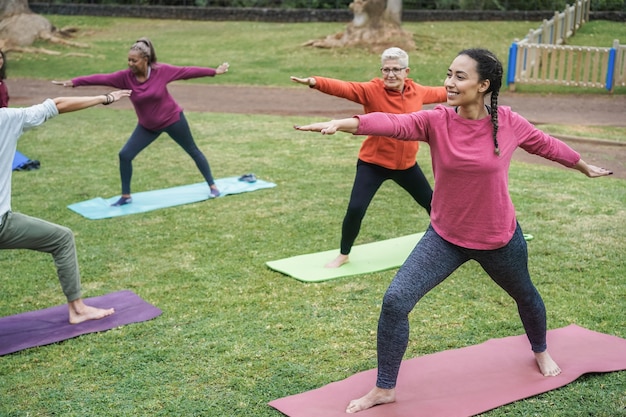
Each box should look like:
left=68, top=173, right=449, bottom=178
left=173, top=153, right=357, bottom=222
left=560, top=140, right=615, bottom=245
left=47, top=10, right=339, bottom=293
left=375, top=223, right=547, bottom=389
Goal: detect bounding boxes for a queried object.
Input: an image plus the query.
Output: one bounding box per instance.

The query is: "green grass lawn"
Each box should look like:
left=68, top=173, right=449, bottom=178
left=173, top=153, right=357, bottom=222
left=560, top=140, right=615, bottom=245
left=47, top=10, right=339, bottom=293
left=539, top=123, right=626, bottom=143
left=1, top=16, right=625, bottom=417
left=2, top=109, right=624, bottom=417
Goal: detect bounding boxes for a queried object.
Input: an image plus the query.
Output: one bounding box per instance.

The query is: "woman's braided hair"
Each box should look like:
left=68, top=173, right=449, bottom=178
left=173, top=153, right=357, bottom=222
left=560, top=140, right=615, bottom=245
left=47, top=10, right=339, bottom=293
left=459, top=48, right=503, bottom=155
left=130, top=37, right=158, bottom=66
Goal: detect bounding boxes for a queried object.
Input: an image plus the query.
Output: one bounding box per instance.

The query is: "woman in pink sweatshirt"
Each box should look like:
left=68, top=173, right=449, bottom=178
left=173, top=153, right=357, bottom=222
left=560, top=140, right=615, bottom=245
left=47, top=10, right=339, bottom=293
left=54, top=37, right=229, bottom=206
left=295, top=48, right=612, bottom=414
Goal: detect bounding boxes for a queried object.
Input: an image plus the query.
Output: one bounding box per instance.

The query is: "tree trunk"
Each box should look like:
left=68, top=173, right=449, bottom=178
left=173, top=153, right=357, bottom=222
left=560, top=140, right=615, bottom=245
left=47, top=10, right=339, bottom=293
left=385, top=0, right=403, bottom=26
left=0, top=0, right=85, bottom=51
left=0, top=0, right=31, bottom=17
left=303, top=0, right=414, bottom=53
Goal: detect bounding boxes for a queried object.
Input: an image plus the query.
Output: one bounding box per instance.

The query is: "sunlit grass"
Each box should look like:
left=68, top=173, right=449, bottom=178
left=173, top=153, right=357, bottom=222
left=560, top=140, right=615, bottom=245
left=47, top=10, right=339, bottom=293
left=539, top=124, right=626, bottom=142
left=0, top=108, right=624, bottom=416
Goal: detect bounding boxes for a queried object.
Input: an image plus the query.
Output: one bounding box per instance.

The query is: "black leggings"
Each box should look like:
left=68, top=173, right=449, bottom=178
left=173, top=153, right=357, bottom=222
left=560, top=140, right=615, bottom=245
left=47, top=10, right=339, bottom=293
left=118, top=112, right=215, bottom=195
left=339, top=160, right=432, bottom=255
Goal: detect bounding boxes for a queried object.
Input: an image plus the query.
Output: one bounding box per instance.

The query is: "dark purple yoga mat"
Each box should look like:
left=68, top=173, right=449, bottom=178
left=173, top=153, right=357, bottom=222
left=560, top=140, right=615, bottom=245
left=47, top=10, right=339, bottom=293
left=0, top=290, right=162, bottom=356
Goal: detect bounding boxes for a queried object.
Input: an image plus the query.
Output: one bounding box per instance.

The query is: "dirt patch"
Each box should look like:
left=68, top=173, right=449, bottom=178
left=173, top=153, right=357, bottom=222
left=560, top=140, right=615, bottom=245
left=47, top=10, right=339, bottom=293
left=10, top=78, right=626, bottom=179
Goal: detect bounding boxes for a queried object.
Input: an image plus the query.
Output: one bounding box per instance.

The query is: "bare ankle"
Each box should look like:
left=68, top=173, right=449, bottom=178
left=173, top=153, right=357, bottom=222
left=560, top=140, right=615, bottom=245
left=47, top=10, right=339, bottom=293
left=534, top=351, right=562, bottom=376
left=325, top=254, right=349, bottom=268
left=346, top=387, right=395, bottom=414
left=68, top=299, right=115, bottom=324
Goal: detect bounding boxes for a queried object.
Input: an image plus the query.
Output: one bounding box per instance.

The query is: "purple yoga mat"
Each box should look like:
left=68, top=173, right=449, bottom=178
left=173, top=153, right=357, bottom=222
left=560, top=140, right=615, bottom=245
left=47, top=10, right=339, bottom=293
left=0, top=290, right=162, bottom=356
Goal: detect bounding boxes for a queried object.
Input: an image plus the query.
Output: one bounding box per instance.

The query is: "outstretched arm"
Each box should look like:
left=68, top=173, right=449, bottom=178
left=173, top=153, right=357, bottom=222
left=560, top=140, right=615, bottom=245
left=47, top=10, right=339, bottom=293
left=294, top=117, right=360, bottom=135
left=572, top=159, right=613, bottom=178
left=215, top=62, right=230, bottom=75
left=53, top=90, right=132, bottom=114
left=290, top=76, right=316, bottom=87
left=51, top=80, right=74, bottom=87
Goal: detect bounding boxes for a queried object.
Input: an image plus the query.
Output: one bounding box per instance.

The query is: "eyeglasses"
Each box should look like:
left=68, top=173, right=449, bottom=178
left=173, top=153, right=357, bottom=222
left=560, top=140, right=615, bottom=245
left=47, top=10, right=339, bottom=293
left=381, top=67, right=406, bottom=75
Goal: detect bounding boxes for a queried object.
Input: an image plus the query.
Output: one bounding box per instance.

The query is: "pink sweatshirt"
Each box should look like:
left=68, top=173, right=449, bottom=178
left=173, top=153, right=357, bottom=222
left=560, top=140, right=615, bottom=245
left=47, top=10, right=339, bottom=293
left=356, top=105, right=581, bottom=249
left=72, top=63, right=217, bottom=131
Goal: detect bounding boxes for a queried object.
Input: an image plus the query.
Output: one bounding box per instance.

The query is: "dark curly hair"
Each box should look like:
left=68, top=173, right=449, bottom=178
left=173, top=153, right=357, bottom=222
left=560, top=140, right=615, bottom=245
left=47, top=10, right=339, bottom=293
left=130, top=37, right=158, bottom=66
left=0, top=50, right=7, bottom=81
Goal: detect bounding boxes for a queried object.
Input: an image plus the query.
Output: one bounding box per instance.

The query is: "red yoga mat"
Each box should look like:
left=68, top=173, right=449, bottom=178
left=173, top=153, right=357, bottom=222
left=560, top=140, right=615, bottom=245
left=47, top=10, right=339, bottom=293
left=269, top=325, right=626, bottom=417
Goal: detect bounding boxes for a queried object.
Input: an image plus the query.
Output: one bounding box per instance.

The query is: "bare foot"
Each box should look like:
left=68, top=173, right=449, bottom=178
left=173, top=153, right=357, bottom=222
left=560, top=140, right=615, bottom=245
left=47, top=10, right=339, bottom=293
left=346, top=387, right=396, bottom=414
left=534, top=351, right=561, bottom=376
left=68, top=299, right=115, bottom=324
left=325, top=254, right=349, bottom=268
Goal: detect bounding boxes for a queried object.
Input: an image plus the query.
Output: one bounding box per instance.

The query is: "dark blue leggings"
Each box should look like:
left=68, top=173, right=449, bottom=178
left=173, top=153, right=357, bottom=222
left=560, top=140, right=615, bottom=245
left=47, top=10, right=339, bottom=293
left=118, top=112, right=215, bottom=195
left=376, top=223, right=547, bottom=389
left=340, top=160, right=432, bottom=255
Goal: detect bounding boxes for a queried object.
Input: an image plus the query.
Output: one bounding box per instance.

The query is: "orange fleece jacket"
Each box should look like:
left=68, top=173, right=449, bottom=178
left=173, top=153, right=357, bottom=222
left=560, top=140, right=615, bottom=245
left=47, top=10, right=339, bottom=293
left=312, top=76, right=447, bottom=170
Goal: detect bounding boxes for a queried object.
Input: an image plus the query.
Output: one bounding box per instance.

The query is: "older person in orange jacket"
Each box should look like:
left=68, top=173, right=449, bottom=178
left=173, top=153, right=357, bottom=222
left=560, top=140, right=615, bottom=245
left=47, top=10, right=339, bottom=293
left=291, top=47, right=447, bottom=268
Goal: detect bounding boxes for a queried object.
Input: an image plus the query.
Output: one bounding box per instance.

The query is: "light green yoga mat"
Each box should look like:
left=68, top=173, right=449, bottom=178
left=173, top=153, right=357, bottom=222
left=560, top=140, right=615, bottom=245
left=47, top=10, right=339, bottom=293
left=266, top=232, right=425, bottom=282
left=267, top=232, right=535, bottom=282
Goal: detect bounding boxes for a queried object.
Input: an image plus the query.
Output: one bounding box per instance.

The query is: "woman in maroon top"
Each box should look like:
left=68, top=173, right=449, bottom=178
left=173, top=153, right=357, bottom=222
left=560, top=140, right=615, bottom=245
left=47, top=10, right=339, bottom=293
left=54, top=38, right=229, bottom=206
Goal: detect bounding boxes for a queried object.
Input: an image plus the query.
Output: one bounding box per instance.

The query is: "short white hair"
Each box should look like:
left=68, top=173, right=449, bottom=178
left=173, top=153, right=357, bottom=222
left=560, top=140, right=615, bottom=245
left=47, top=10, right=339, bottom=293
left=381, top=47, right=409, bottom=68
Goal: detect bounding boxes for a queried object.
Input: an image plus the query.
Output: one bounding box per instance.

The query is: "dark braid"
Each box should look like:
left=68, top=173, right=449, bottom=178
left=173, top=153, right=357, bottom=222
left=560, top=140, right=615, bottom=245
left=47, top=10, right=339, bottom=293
left=490, top=87, right=500, bottom=155
left=458, top=48, right=503, bottom=156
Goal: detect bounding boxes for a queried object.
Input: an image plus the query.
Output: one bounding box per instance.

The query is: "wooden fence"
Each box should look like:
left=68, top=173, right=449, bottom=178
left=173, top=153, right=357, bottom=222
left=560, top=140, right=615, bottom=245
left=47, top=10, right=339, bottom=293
left=519, top=0, right=590, bottom=45
left=506, top=0, right=626, bottom=92
left=508, top=40, right=626, bottom=91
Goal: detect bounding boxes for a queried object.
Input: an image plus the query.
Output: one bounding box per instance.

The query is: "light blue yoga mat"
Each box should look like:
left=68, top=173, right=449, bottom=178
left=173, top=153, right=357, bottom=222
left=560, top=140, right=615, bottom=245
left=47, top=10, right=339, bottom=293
left=68, top=177, right=276, bottom=220
left=266, top=232, right=425, bottom=282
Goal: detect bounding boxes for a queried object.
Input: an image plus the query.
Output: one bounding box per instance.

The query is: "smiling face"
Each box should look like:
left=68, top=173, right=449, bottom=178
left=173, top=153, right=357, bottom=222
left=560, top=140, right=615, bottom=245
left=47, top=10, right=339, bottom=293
left=444, top=54, right=490, bottom=107
left=127, top=50, right=149, bottom=76
left=381, top=59, right=409, bottom=92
